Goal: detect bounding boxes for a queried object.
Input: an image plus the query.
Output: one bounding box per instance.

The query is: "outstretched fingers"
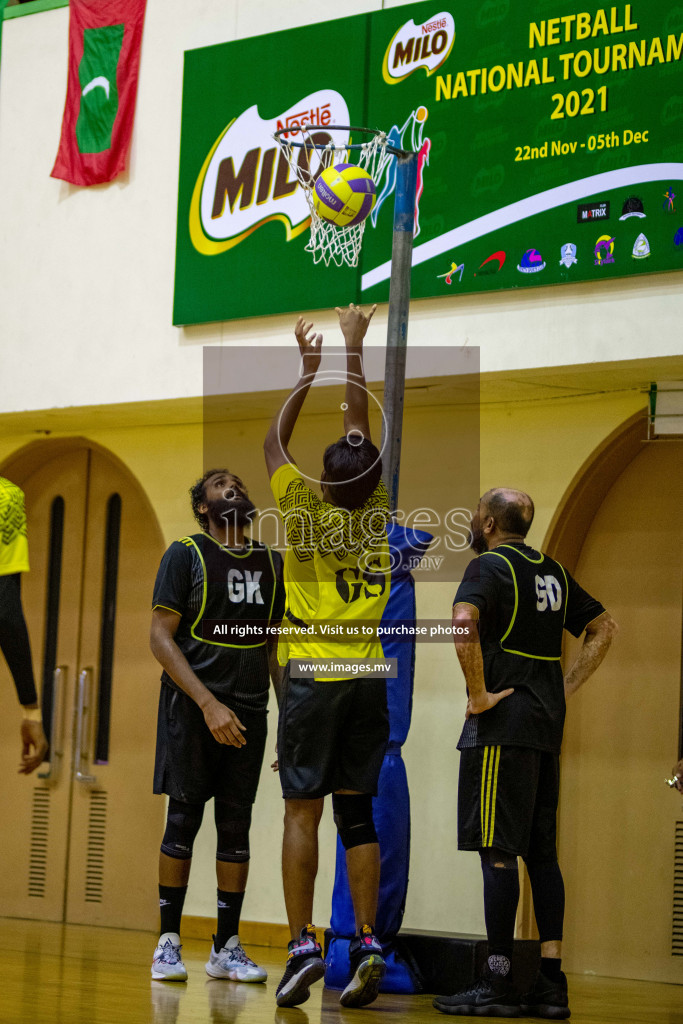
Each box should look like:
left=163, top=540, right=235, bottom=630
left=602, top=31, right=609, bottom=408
left=294, top=315, right=323, bottom=352
left=295, top=316, right=314, bottom=341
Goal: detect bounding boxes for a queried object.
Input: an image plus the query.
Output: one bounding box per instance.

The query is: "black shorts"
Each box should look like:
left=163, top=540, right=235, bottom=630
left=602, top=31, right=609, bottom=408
left=277, top=667, right=389, bottom=800
left=458, top=745, right=560, bottom=859
left=153, top=684, right=267, bottom=806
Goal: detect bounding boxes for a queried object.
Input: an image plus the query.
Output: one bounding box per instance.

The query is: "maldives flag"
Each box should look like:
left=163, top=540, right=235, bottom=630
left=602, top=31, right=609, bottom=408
left=51, top=0, right=147, bottom=186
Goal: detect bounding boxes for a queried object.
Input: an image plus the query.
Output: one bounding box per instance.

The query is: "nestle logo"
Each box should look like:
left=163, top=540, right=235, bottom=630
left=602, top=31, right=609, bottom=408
left=383, top=12, right=455, bottom=83
left=577, top=201, right=610, bottom=223
left=423, top=18, right=447, bottom=33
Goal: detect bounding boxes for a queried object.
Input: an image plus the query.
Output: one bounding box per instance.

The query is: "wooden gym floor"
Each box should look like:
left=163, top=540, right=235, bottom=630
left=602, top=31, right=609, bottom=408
left=2, top=918, right=682, bottom=1024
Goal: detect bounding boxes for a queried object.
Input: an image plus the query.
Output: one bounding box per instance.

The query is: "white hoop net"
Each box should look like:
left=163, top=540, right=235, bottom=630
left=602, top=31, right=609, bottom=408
left=273, top=125, right=390, bottom=268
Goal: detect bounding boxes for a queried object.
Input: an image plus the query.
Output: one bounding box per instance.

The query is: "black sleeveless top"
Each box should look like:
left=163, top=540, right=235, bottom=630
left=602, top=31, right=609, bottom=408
left=454, top=543, right=604, bottom=752
left=152, top=534, right=285, bottom=712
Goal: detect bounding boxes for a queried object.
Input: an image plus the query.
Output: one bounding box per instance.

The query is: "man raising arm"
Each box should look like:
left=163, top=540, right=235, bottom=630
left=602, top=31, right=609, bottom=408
left=265, top=304, right=392, bottom=1011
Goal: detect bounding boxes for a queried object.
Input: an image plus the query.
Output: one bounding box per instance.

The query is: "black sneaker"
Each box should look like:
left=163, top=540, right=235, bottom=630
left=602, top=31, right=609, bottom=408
left=275, top=925, right=325, bottom=1008
left=520, top=970, right=571, bottom=1019
left=339, top=925, right=386, bottom=1008
left=433, top=967, right=522, bottom=1016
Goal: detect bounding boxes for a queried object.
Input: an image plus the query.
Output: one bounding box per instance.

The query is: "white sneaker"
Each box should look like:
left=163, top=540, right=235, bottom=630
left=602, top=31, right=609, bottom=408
left=151, top=932, right=188, bottom=982
left=205, top=934, right=267, bottom=982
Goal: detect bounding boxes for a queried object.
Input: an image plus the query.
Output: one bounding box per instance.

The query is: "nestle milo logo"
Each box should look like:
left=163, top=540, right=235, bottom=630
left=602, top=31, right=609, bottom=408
left=662, top=95, right=683, bottom=126
left=664, top=6, right=683, bottom=35
left=477, top=0, right=510, bottom=29
left=471, top=164, right=505, bottom=196
left=383, top=12, right=455, bottom=84
left=189, top=91, right=349, bottom=255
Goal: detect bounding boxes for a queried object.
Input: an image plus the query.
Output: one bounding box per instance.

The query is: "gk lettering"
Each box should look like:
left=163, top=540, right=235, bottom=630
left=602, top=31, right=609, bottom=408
left=227, top=569, right=263, bottom=604
left=535, top=575, right=562, bottom=611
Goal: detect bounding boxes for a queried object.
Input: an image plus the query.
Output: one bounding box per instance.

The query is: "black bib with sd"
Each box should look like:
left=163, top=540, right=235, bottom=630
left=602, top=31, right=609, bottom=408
left=459, top=544, right=571, bottom=753
left=483, top=544, right=569, bottom=662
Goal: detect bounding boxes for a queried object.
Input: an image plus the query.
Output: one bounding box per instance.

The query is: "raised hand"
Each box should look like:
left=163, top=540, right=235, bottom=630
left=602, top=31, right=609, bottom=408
left=335, top=303, right=377, bottom=348
left=294, top=316, right=323, bottom=374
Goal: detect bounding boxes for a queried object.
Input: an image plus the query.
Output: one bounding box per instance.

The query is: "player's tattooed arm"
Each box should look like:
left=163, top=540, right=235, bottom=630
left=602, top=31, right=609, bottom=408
left=335, top=303, right=377, bottom=442
left=150, top=608, right=247, bottom=747
left=452, top=602, right=513, bottom=716
left=263, top=316, right=322, bottom=478
left=563, top=610, right=618, bottom=699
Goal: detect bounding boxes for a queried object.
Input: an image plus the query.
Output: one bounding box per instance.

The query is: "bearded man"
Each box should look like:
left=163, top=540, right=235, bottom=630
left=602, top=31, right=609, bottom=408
left=148, top=470, right=284, bottom=984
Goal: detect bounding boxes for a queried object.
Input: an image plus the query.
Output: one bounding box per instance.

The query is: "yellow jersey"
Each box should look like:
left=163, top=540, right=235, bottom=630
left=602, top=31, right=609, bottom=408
left=0, top=477, right=29, bottom=576
left=270, top=462, right=391, bottom=675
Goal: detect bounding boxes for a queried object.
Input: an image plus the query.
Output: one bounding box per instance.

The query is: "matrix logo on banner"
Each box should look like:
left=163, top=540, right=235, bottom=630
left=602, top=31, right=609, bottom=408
left=190, top=92, right=349, bottom=255
left=173, top=2, right=683, bottom=324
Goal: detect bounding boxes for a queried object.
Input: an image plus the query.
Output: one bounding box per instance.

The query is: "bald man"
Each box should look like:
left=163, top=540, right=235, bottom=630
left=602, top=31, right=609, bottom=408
left=433, top=489, right=617, bottom=1020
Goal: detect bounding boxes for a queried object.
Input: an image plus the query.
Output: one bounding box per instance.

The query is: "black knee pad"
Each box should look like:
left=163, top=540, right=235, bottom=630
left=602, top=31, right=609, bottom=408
left=215, top=800, right=252, bottom=863
left=161, top=798, right=205, bottom=860
left=480, top=847, right=518, bottom=869
left=332, top=793, right=377, bottom=850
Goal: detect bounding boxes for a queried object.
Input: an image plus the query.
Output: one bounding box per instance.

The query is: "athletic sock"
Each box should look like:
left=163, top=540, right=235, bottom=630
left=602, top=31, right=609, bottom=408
left=540, top=957, right=563, bottom=981
left=159, top=884, right=188, bottom=937
left=215, top=889, right=245, bottom=952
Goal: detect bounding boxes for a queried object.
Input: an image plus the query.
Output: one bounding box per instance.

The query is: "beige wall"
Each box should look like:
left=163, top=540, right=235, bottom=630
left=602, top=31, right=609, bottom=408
left=1, top=0, right=683, bottom=416
left=558, top=441, right=683, bottom=983
left=0, top=384, right=647, bottom=931
left=0, top=0, right=674, bottom=948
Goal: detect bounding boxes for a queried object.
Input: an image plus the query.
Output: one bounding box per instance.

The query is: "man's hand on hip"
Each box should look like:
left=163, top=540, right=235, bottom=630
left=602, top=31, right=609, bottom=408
left=465, top=688, right=514, bottom=719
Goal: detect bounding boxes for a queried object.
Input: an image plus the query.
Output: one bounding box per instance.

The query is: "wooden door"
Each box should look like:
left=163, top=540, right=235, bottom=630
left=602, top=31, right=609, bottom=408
left=559, top=442, right=683, bottom=983
left=0, top=444, right=165, bottom=929
left=0, top=450, right=88, bottom=921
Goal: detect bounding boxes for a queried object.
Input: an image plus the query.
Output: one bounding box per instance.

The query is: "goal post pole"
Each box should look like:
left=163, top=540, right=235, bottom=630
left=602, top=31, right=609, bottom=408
left=381, top=151, right=418, bottom=515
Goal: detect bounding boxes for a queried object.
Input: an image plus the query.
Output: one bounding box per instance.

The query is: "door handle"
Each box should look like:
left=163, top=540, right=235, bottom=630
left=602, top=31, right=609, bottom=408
left=38, top=665, right=67, bottom=783
left=73, top=667, right=97, bottom=786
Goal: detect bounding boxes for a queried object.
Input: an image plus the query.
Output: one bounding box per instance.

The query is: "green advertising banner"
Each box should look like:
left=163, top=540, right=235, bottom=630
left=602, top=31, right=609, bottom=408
left=174, top=1, right=683, bottom=324
left=0, top=1, right=9, bottom=71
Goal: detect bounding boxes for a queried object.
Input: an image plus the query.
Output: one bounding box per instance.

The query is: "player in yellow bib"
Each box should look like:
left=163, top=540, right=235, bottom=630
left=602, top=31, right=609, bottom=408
left=0, top=477, right=48, bottom=774
left=265, top=304, right=391, bottom=1010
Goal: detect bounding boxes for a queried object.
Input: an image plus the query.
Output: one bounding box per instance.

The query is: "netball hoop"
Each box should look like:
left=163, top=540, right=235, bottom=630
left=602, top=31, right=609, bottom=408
left=273, top=124, right=397, bottom=268
left=274, top=121, right=418, bottom=515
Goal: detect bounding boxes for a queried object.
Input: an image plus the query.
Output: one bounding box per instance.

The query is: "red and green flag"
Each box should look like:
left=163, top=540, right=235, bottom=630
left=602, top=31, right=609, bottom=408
left=51, top=0, right=147, bottom=186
